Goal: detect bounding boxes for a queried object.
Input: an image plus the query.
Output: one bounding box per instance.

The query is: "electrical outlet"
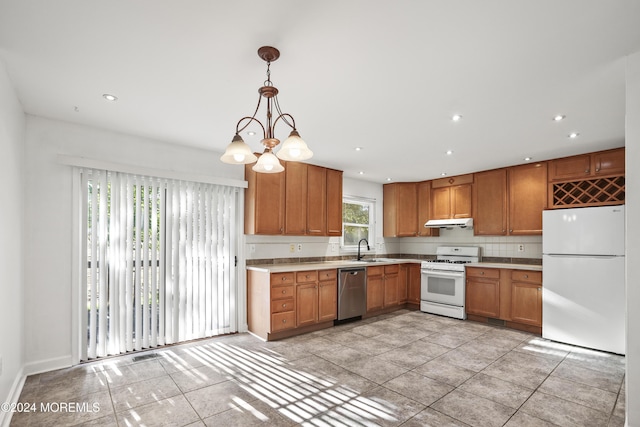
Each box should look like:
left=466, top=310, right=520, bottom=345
left=518, top=244, right=525, bottom=252
left=249, top=244, right=256, bottom=253
left=331, top=242, right=338, bottom=252
left=289, top=244, right=295, bottom=253
left=297, top=243, right=303, bottom=252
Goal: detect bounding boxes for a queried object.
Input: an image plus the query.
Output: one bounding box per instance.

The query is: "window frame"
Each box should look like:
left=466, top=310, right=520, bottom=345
left=341, top=196, right=376, bottom=251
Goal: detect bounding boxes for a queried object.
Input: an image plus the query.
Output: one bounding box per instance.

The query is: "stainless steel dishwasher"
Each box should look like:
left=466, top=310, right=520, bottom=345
left=337, top=267, right=367, bottom=322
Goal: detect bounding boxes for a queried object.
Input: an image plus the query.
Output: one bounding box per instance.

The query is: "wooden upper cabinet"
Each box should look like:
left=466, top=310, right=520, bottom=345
left=246, top=161, right=342, bottom=236
left=244, top=162, right=285, bottom=235
left=593, top=148, right=625, bottom=176
left=508, top=162, right=547, bottom=235
left=549, top=147, right=625, bottom=181
left=326, top=168, right=343, bottom=236
left=473, top=169, right=508, bottom=235
left=284, top=162, right=307, bottom=235
left=306, top=165, right=327, bottom=235
left=417, top=181, right=438, bottom=236
left=430, top=174, right=473, bottom=220
left=383, top=182, right=418, bottom=237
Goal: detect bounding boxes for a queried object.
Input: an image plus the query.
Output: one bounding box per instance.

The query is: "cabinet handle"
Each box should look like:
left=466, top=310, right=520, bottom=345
left=306, top=275, right=310, bottom=279
left=282, top=303, right=287, bottom=308
left=282, top=290, right=287, bottom=294
left=282, top=319, right=287, bottom=323
left=282, top=277, right=286, bottom=281
left=480, top=271, right=484, bottom=275
left=538, top=287, right=541, bottom=291
left=585, top=169, right=590, bottom=173
left=509, top=229, right=513, bottom=233
left=595, top=168, right=600, bottom=172
left=524, top=274, right=528, bottom=279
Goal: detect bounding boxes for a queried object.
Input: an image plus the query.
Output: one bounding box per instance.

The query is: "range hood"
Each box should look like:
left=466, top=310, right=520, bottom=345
left=424, top=218, right=474, bottom=229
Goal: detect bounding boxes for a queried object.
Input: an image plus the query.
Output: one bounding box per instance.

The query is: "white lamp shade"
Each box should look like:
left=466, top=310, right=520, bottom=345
left=252, top=151, right=284, bottom=173
left=276, top=130, right=313, bottom=161
left=220, top=135, right=258, bottom=164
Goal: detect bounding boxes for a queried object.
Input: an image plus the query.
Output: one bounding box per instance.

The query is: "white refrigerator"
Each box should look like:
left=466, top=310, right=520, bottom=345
left=542, top=205, right=625, bottom=354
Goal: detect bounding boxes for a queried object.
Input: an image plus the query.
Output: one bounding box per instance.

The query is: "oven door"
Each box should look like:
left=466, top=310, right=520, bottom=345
left=421, top=269, right=465, bottom=306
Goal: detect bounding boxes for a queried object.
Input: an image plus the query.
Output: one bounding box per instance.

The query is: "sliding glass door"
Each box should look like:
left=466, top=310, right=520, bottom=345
left=79, top=169, right=239, bottom=360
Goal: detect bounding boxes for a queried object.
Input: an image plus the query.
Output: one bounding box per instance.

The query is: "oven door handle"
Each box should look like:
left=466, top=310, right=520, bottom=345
left=421, top=269, right=463, bottom=279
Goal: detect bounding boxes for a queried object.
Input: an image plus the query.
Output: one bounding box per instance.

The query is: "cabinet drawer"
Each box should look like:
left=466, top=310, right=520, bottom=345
left=271, top=272, right=295, bottom=286
left=296, top=270, right=318, bottom=283
left=511, top=270, right=542, bottom=284
left=271, top=298, right=294, bottom=313
left=466, top=267, right=500, bottom=279
left=271, top=311, right=295, bottom=332
left=384, top=264, right=399, bottom=274
left=318, top=269, right=337, bottom=281
left=271, top=285, right=295, bottom=299
left=367, top=266, right=384, bottom=276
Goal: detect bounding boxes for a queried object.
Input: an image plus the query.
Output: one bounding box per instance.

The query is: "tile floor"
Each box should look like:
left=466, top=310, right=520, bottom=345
left=10, top=310, right=626, bottom=426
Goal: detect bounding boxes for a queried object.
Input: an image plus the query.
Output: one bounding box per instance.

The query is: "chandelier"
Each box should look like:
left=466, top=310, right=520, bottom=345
left=220, top=46, right=313, bottom=173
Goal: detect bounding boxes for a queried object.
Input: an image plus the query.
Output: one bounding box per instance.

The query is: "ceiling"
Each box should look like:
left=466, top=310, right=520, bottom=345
left=1, top=1, right=639, bottom=183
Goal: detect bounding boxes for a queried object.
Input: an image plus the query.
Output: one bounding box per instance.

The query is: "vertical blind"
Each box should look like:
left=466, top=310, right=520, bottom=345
left=80, top=169, right=238, bottom=360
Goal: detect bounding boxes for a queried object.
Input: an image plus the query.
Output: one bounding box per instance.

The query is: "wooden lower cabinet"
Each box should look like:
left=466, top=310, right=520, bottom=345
left=466, top=267, right=500, bottom=318
left=465, top=266, right=542, bottom=333
left=510, top=270, right=542, bottom=327
left=407, top=264, right=421, bottom=304
left=247, top=268, right=337, bottom=340
left=383, top=265, right=399, bottom=307
left=366, top=267, right=385, bottom=312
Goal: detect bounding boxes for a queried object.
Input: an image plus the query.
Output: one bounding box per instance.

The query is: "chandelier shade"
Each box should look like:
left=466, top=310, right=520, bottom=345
left=220, top=134, right=258, bottom=164
left=219, top=46, right=312, bottom=172
left=252, top=150, right=284, bottom=173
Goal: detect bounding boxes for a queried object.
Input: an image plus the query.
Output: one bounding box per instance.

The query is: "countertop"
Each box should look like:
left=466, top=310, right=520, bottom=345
left=247, top=259, right=542, bottom=273
left=246, top=258, right=423, bottom=273
left=466, top=262, right=542, bottom=272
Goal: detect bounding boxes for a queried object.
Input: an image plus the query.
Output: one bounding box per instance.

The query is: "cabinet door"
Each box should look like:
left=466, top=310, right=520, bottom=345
left=296, top=283, right=318, bottom=327
left=417, top=181, right=438, bottom=236
left=407, top=264, right=421, bottom=303
left=326, top=169, right=343, bottom=236
left=366, top=275, right=384, bottom=312
left=548, top=155, right=591, bottom=181
left=508, top=162, right=547, bottom=235
left=510, top=282, right=542, bottom=326
left=465, top=278, right=500, bottom=318
left=318, top=280, right=338, bottom=322
left=396, top=183, right=418, bottom=236
left=306, top=165, right=327, bottom=235
left=384, top=271, right=399, bottom=307
left=284, top=162, right=307, bottom=235
left=473, top=169, right=508, bottom=235
left=244, top=163, right=285, bottom=235
left=451, top=184, right=472, bottom=218
left=430, top=187, right=452, bottom=220
left=593, top=148, right=625, bottom=176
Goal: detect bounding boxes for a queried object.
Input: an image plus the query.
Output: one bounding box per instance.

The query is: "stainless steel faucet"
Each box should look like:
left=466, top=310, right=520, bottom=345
left=357, top=238, right=370, bottom=261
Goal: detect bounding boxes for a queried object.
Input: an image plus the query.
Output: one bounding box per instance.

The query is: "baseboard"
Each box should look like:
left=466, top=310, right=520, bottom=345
left=0, top=367, right=25, bottom=427
left=22, top=355, right=73, bottom=377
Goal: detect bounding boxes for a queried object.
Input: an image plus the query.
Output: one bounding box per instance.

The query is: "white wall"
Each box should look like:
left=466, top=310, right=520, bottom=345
left=0, top=61, right=26, bottom=420
left=625, top=50, right=640, bottom=426
left=22, top=116, right=241, bottom=372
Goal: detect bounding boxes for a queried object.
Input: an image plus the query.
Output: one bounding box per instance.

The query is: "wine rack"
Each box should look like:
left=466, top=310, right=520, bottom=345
left=550, top=176, right=625, bottom=208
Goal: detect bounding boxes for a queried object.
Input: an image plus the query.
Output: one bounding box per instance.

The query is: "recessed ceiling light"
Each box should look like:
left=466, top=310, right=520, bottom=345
left=247, top=131, right=256, bottom=136
left=441, top=172, right=447, bottom=176
left=359, top=171, right=364, bottom=175
left=524, top=157, right=532, bottom=161
left=446, top=150, right=453, bottom=155
left=451, top=114, right=462, bottom=122
left=553, top=115, right=565, bottom=121
left=355, top=147, right=363, bottom=151
left=568, top=132, right=579, bottom=139
left=386, top=178, right=392, bottom=182
left=102, top=94, right=118, bottom=101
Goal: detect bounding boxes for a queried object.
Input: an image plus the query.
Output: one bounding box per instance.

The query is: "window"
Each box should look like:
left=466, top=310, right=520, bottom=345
left=342, top=196, right=375, bottom=249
